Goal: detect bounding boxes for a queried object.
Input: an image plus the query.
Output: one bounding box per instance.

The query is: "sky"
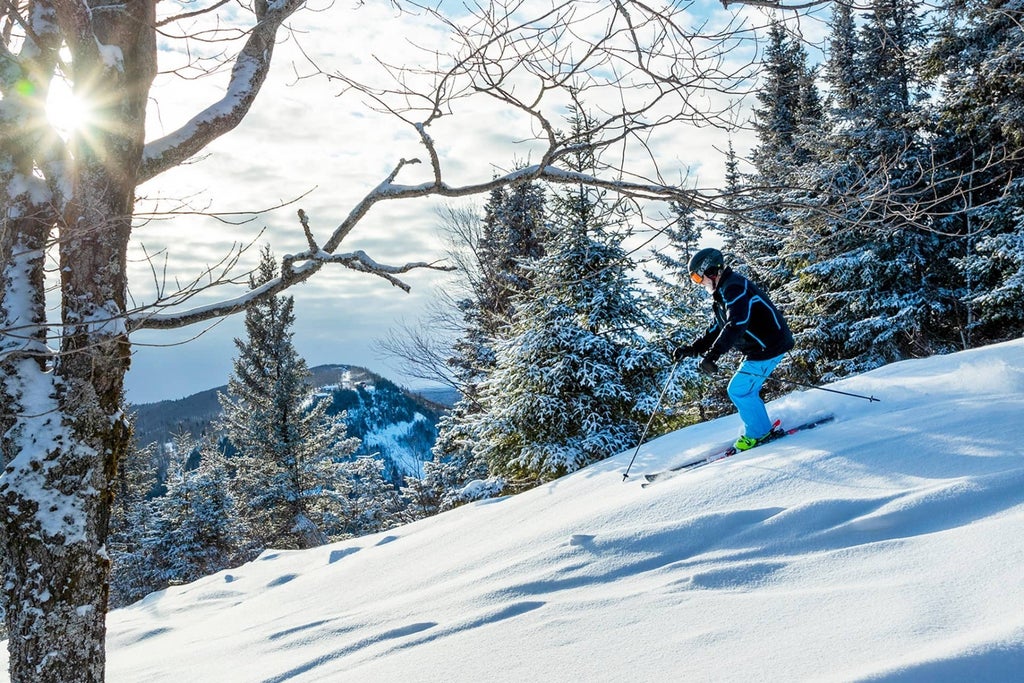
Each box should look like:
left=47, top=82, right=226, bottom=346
left=13, top=336, right=1021, bottom=681
left=116, top=0, right=811, bottom=404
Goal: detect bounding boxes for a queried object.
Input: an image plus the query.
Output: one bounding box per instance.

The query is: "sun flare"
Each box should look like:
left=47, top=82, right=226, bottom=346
left=46, top=82, right=95, bottom=134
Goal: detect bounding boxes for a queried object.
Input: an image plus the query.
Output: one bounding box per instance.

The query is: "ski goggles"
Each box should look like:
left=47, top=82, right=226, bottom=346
left=689, top=272, right=705, bottom=285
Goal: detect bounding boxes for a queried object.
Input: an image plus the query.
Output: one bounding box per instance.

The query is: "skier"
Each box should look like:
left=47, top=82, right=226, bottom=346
left=673, top=247, right=795, bottom=451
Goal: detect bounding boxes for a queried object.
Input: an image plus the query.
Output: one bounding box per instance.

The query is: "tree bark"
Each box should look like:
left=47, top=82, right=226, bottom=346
left=0, top=0, right=155, bottom=679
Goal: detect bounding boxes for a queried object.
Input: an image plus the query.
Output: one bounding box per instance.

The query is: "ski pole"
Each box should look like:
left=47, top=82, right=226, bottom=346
left=623, top=362, right=678, bottom=481
left=736, top=369, right=880, bottom=403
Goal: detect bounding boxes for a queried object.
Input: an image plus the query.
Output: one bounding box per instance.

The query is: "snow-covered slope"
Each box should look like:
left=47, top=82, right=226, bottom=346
left=311, top=366, right=440, bottom=477
left=42, top=341, right=1024, bottom=680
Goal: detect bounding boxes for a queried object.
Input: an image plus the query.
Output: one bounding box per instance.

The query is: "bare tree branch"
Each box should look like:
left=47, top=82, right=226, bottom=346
left=129, top=205, right=454, bottom=330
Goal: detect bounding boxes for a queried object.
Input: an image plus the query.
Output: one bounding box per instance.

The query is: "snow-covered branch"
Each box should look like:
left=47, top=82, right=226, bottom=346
left=138, top=0, right=306, bottom=183
left=129, top=271, right=306, bottom=331
left=129, top=148, right=707, bottom=333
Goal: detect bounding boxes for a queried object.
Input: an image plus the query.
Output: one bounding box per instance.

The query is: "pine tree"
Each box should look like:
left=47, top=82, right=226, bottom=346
left=144, top=434, right=245, bottom=587
left=847, top=0, right=943, bottom=363
left=336, top=457, right=405, bottom=537
left=783, top=5, right=864, bottom=376
left=429, top=179, right=548, bottom=506
left=108, top=426, right=160, bottom=607
left=788, top=0, right=943, bottom=379
left=824, top=2, right=860, bottom=118
left=401, top=447, right=495, bottom=518
left=646, top=202, right=705, bottom=350
left=717, top=140, right=745, bottom=256
left=473, top=198, right=667, bottom=484
left=470, top=110, right=668, bottom=485
left=448, top=179, right=548, bottom=395
left=924, top=0, right=1024, bottom=345
left=751, top=21, right=813, bottom=169
left=220, top=246, right=359, bottom=550
left=743, top=20, right=823, bottom=293
left=477, top=181, right=548, bottom=332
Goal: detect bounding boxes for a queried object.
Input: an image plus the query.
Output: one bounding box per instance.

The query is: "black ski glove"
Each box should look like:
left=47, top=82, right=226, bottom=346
left=672, top=344, right=696, bottom=362
left=697, top=357, right=719, bottom=375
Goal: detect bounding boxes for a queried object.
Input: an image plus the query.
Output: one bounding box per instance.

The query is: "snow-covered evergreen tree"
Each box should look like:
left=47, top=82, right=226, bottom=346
left=430, top=180, right=548, bottom=506
left=824, top=1, right=860, bottom=118
left=220, top=246, right=359, bottom=550
left=924, top=0, right=1024, bottom=345
left=742, top=19, right=823, bottom=292
left=336, top=456, right=405, bottom=537
left=717, top=140, right=746, bottom=257
left=444, top=180, right=548, bottom=398
left=472, top=202, right=667, bottom=483
left=477, top=180, right=548, bottom=333
left=144, top=434, right=245, bottom=587
left=788, top=0, right=944, bottom=379
left=401, top=449, right=495, bottom=518
left=470, top=110, right=669, bottom=485
left=108, top=426, right=160, bottom=607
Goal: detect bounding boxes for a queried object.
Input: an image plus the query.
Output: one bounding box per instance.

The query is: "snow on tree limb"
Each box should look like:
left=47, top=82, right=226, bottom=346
left=138, top=0, right=306, bottom=183
left=128, top=203, right=452, bottom=330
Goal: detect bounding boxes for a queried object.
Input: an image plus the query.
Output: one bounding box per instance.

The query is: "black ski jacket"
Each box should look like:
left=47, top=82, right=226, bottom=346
left=691, top=267, right=794, bottom=363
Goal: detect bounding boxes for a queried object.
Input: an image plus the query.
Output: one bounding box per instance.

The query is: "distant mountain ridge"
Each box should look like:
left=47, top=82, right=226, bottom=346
left=130, top=364, right=454, bottom=479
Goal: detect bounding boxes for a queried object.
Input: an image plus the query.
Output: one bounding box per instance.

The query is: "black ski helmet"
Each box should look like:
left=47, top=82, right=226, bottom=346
left=688, top=247, right=725, bottom=278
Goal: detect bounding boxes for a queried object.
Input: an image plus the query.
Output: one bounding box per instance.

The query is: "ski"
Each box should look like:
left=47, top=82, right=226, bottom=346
left=641, top=415, right=835, bottom=488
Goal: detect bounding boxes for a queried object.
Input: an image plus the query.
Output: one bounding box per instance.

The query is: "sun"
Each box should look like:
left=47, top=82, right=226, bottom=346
left=46, top=81, right=95, bottom=134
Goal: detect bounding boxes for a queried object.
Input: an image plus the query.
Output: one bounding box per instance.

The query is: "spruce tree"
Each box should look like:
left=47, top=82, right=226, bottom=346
left=847, top=0, right=942, bottom=364
left=447, top=179, right=547, bottom=396
left=477, top=181, right=548, bottom=332
left=789, top=0, right=942, bottom=379
left=717, top=140, right=745, bottom=256
left=220, top=246, right=359, bottom=550
left=743, top=20, right=823, bottom=293
left=924, top=0, right=1024, bottom=345
left=144, top=433, right=244, bottom=587
left=470, top=111, right=668, bottom=485
left=646, top=202, right=705, bottom=351
left=108, top=428, right=160, bottom=607
left=825, top=2, right=860, bottom=118
left=337, top=457, right=405, bottom=537
left=430, top=179, right=548, bottom=505
left=784, top=4, right=863, bottom=376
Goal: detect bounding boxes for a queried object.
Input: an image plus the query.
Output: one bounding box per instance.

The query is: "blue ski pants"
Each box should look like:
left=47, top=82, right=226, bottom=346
left=727, top=354, right=786, bottom=439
